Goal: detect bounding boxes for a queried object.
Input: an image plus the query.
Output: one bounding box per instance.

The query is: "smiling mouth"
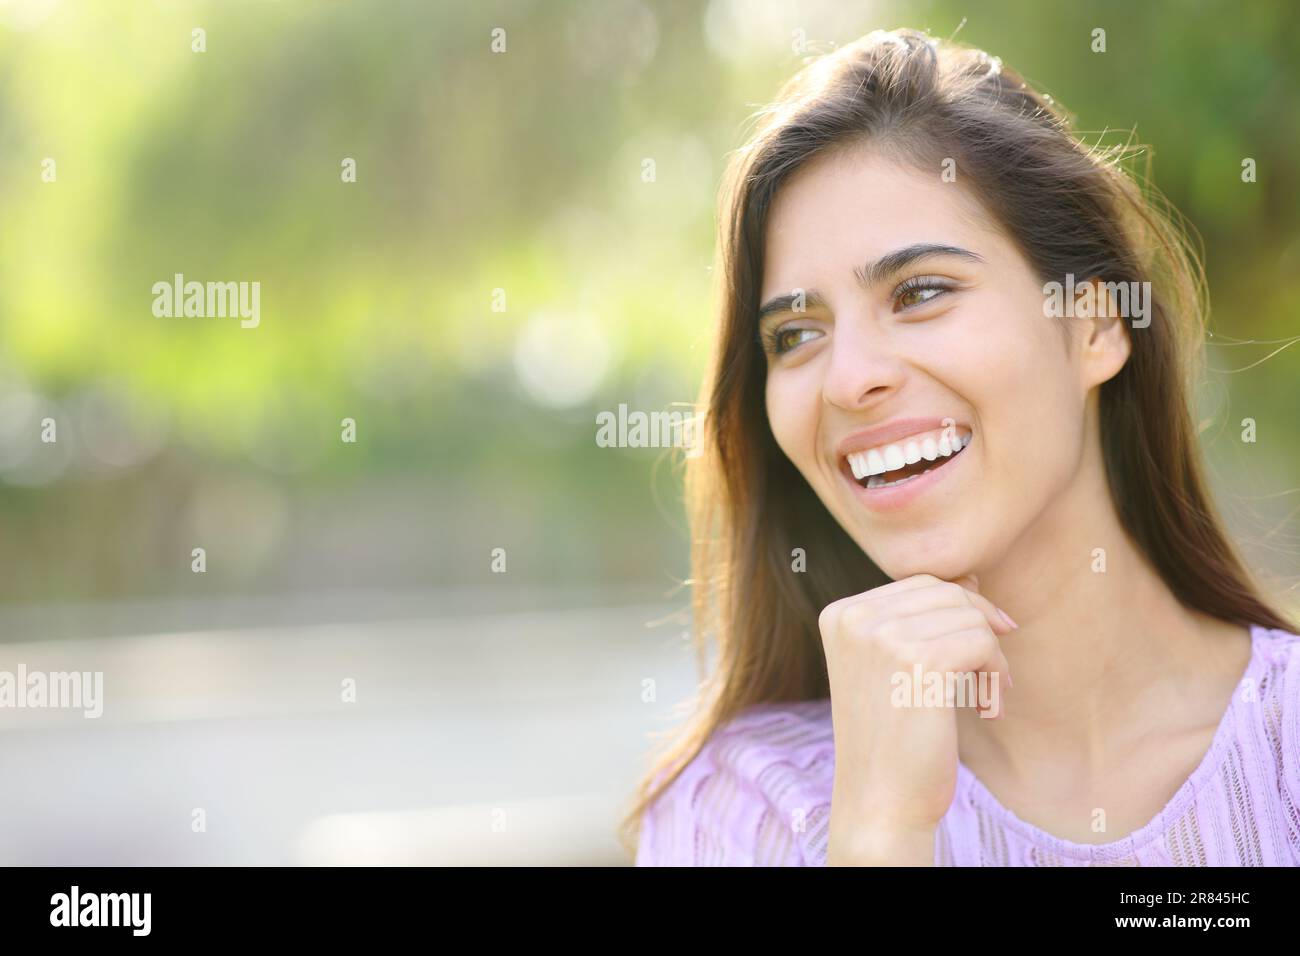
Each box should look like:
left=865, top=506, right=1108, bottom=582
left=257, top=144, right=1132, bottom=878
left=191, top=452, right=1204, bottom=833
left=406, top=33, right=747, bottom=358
left=844, top=427, right=973, bottom=490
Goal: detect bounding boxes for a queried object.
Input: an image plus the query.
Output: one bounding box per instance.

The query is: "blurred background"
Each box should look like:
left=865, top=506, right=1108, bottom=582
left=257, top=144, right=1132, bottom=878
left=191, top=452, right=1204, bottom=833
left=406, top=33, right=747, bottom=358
left=0, top=0, right=1297, bottom=864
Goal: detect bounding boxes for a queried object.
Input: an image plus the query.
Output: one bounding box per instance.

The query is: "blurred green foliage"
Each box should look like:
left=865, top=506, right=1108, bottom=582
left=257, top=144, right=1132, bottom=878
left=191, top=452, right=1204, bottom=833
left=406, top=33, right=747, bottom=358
left=0, top=0, right=1296, bottom=606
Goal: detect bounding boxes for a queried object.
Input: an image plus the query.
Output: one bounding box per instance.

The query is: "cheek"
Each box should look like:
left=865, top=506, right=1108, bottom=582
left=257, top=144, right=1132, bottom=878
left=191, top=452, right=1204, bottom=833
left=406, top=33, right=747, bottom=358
left=765, top=369, right=820, bottom=470
left=958, top=309, right=1084, bottom=479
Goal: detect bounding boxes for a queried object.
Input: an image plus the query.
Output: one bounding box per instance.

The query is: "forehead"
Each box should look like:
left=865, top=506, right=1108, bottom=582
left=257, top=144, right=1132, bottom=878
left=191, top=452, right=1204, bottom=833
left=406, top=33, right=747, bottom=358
left=761, top=145, right=998, bottom=290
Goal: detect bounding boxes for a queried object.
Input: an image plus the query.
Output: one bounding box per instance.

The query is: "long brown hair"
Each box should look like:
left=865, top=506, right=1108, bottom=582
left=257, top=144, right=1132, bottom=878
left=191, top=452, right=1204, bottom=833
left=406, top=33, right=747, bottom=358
left=619, top=28, right=1295, bottom=857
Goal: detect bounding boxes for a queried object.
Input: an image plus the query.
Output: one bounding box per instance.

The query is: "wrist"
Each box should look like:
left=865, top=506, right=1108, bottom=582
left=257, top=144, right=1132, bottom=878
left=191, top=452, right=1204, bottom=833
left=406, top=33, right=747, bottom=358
left=829, top=821, right=937, bottom=866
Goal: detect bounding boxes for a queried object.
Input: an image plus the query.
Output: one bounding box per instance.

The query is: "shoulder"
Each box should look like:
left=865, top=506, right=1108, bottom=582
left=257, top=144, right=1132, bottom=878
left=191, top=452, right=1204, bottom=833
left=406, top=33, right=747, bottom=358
left=635, top=698, right=835, bottom=866
left=1249, top=622, right=1300, bottom=672
left=1248, top=623, right=1300, bottom=723
left=1238, top=623, right=1300, bottom=730
left=1243, top=624, right=1300, bottom=817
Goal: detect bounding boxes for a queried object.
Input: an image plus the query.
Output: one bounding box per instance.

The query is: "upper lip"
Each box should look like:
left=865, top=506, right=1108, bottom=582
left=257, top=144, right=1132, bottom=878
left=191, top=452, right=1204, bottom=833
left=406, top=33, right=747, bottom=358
left=835, top=416, right=970, bottom=459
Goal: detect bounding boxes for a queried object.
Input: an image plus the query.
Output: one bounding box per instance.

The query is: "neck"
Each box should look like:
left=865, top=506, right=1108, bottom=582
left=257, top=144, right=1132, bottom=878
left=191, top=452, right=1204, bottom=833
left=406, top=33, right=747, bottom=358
left=956, top=451, right=1244, bottom=775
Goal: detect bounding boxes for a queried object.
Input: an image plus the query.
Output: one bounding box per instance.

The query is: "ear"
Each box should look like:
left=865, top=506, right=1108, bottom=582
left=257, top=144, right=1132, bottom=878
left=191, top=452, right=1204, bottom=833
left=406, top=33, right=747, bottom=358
left=1073, top=276, right=1132, bottom=388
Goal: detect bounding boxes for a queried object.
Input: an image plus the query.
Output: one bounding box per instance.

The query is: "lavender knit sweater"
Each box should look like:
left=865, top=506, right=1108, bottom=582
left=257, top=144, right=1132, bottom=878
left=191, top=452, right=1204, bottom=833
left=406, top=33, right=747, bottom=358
left=635, top=624, right=1300, bottom=866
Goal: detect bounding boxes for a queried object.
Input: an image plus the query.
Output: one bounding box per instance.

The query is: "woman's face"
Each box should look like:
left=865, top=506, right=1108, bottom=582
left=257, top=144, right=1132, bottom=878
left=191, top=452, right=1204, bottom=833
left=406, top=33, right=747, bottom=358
left=759, top=145, right=1119, bottom=581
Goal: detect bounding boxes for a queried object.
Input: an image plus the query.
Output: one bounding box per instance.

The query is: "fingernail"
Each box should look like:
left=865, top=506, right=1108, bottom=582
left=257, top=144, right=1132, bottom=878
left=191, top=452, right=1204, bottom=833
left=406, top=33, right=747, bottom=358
left=999, top=609, right=1018, bottom=630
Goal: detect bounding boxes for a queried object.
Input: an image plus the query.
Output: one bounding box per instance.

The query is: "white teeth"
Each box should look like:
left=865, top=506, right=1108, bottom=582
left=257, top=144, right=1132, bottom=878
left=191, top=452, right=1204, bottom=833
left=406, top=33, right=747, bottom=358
left=847, top=426, right=972, bottom=486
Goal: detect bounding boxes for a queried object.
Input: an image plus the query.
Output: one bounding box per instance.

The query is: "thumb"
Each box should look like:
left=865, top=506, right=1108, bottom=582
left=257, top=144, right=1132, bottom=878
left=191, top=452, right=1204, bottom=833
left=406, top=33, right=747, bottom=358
left=954, top=572, right=981, bottom=594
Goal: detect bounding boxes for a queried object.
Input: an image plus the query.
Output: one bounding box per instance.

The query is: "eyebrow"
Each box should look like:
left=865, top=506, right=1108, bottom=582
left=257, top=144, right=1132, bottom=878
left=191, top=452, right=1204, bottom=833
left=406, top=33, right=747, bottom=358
left=756, top=243, right=984, bottom=322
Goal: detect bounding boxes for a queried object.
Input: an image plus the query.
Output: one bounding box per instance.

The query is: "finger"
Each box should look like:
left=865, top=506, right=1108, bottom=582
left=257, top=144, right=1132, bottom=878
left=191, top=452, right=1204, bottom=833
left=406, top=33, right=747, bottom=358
left=927, top=626, right=1012, bottom=714
left=954, top=574, right=1020, bottom=633
left=863, top=574, right=1013, bottom=634
left=871, top=610, right=1013, bottom=710
left=950, top=577, right=1015, bottom=635
left=826, top=574, right=950, bottom=624
left=868, top=582, right=1013, bottom=637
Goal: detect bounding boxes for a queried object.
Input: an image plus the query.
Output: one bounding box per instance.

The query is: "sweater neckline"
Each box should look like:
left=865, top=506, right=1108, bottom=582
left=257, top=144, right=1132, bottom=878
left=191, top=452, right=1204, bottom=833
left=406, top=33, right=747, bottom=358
left=952, top=622, right=1264, bottom=859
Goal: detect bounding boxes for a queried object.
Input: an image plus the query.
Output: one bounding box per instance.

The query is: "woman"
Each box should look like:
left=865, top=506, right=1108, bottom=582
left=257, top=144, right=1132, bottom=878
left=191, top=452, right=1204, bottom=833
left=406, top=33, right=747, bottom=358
left=622, top=29, right=1300, bottom=866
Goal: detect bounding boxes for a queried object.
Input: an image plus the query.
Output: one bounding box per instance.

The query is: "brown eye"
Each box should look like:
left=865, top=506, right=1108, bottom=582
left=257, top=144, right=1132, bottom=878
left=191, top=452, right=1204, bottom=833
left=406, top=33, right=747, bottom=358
left=899, top=287, right=940, bottom=308
left=894, top=277, right=953, bottom=311
left=770, top=327, right=820, bottom=354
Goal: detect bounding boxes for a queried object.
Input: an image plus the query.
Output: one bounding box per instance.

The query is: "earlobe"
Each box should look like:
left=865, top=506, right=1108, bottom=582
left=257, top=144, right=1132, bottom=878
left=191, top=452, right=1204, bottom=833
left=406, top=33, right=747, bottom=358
left=1084, top=311, right=1131, bottom=386
left=1075, top=278, right=1131, bottom=385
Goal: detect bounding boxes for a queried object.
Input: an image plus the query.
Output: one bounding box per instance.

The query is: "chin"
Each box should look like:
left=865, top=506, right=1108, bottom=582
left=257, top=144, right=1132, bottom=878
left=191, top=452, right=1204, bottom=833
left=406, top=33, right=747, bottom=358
left=866, top=539, right=977, bottom=583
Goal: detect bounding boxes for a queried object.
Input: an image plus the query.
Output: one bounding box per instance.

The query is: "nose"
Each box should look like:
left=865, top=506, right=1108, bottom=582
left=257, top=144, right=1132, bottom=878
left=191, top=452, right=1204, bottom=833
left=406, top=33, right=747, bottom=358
left=821, top=319, right=905, bottom=411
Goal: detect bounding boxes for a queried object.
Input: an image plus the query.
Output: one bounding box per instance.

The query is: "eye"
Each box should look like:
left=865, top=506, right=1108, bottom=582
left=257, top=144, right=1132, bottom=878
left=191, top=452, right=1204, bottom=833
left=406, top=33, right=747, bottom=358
left=894, top=276, right=954, bottom=311
left=762, top=325, right=822, bottom=356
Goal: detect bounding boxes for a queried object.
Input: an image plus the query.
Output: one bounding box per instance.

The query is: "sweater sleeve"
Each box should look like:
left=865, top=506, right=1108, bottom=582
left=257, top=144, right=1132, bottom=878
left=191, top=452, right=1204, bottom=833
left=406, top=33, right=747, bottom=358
left=634, top=702, right=836, bottom=866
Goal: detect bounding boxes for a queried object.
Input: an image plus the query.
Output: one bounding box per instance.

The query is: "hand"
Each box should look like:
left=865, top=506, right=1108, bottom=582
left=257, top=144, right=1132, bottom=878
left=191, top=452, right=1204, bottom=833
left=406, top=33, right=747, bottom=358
left=820, top=573, right=1016, bottom=864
